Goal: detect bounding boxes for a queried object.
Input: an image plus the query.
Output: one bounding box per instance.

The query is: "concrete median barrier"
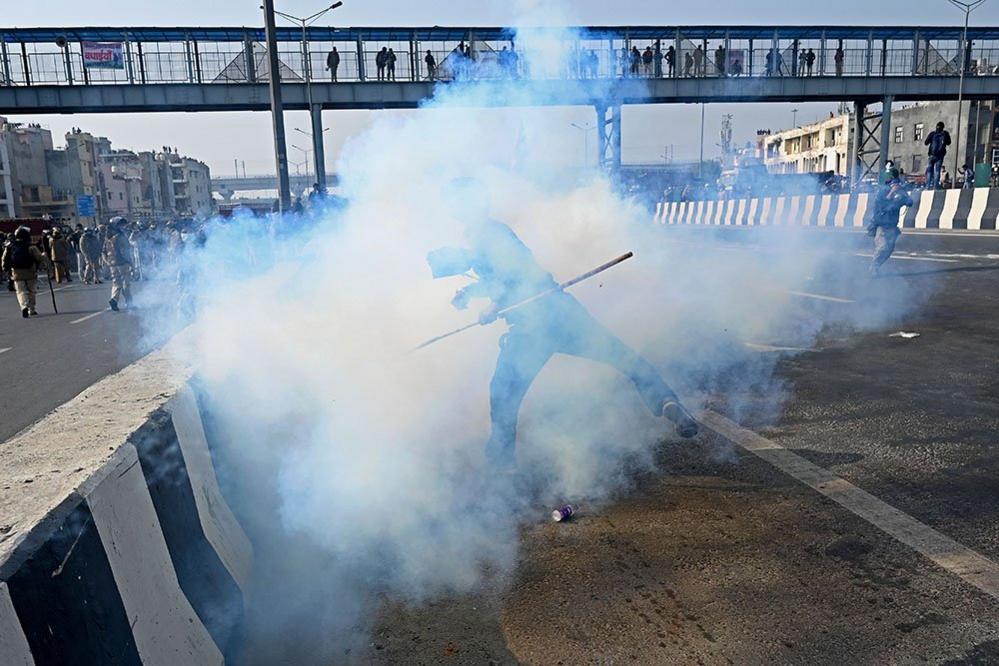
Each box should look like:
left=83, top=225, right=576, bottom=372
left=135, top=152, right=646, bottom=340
left=656, top=187, right=999, bottom=231
left=0, top=341, right=252, bottom=664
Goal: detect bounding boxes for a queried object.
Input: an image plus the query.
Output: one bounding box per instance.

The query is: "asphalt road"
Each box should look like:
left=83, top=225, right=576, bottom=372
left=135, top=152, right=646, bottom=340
left=0, top=277, right=160, bottom=443
left=354, top=228, right=999, bottom=665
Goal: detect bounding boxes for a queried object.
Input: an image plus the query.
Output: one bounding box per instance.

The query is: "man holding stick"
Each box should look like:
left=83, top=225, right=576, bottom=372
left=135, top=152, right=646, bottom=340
left=426, top=184, right=698, bottom=470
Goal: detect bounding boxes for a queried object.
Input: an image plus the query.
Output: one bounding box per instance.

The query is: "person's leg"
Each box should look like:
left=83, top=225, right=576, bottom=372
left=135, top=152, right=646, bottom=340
left=485, top=330, right=553, bottom=469
left=14, top=279, right=29, bottom=312
left=871, top=226, right=899, bottom=275
left=109, top=266, right=123, bottom=308
left=25, top=278, right=37, bottom=312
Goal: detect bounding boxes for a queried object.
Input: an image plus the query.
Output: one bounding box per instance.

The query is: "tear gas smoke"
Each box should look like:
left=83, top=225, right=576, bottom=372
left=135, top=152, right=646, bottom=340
left=135, top=14, right=934, bottom=661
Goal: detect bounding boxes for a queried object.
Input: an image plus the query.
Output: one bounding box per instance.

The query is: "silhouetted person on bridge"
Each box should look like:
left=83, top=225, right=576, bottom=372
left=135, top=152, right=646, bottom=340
left=386, top=48, right=397, bottom=81
left=376, top=47, right=388, bottom=81
left=834, top=44, right=845, bottom=76
left=693, top=45, right=704, bottom=76
left=425, top=50, right=437, bottom=80
left=665, top=45, right=675, bottom=77
left=715, top=45, right=726, bottom=76
left=326, top=47, right=340, bottom=82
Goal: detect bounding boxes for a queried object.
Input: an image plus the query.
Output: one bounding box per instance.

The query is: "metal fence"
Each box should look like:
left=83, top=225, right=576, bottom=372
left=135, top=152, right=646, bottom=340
left=3, top=30, right=999, bottom=87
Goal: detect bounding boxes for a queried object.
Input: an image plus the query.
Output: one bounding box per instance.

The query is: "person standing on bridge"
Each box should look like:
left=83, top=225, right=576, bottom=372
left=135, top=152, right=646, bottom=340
left=1, top=226, right=49, bottom=318
left=867, top=167, right=914, bottom=277
left=664, top=45, right=675, bottom=77
left=425, top=50, right=438, bottom=81
left=427, top=179, right=699, bottom=472
left=326, top=46, right=340, bottom=82
left=924, top=121, right=951, bottom=189
left=693, top=45, right=704, bottom=77
left=642, top=46, right=654, bottom=77
left=376, top=47, right=388, bottom=81
left=714, top=44, right=726, bottom=76
left=387, top=48, right=397, bottom=81
left=103, top=217, right=133, bottom=312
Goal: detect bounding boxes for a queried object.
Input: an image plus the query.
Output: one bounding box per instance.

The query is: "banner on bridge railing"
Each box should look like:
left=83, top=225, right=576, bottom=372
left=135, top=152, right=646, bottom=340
left=655, top=188, right=999, bottom=232
left=82, top=42, right=124, bottom=69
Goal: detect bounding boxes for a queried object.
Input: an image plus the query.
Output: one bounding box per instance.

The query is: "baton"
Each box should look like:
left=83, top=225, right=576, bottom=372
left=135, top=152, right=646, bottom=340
left=46, top=266, right=58, bottom=314
left=412, top=251, right=634, bottom=352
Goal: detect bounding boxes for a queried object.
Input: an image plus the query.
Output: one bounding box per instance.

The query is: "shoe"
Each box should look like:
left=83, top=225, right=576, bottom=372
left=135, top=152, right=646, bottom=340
left=21, top=307, right=29, bottom=319
left=29, top=309, right=38, bottom=316
left=109, top=298, right=118, bottom=312
left=662, top=400, right=699, bottom=438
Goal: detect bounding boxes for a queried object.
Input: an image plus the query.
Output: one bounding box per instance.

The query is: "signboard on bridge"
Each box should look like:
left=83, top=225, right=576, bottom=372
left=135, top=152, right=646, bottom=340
left=76, top=194, right=96, bottom=217
left=82, top=42, right=124, bottom=69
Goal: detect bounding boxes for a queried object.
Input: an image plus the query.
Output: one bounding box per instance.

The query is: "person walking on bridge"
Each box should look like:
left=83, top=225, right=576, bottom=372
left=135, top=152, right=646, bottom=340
left=867, top=167, right=914, bottom=277
left=103, top=217, right=133, bottom=311
left=326, top=46, right=340, bottom=82
left=1, top=226, right=49, bottom=318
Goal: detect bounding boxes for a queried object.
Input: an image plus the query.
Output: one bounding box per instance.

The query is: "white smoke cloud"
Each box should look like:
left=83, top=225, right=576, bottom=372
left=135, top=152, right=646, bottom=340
left=137, top=17, right=933, bottom=661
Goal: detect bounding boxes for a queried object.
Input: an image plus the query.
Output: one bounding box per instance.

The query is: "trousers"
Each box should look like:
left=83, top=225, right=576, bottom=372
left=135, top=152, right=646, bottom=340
left=109, top=265, right=131, bottom=304
left=871, top=225, right=901, bottom=274
left=485, top=296, right=678, bottom=468
left=13, top=278, right=37, bottom=311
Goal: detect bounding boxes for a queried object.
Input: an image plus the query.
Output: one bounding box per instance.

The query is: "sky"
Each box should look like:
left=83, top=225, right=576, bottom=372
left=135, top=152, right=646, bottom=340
left=7, top=0, right=999, bottom=179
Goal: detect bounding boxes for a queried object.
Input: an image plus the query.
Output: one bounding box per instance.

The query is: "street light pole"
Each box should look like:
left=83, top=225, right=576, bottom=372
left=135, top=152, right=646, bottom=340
left=262, top=0, right=291, bottom=212
left=948, top=0, right=987, bottom=183
left=273, top=2, right=343, bottom=193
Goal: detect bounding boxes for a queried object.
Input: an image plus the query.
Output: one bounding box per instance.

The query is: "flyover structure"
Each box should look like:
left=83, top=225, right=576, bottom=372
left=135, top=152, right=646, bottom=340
left=3, top=25, right=999, bottom=179
left=211, top=173, right=338, bottom=200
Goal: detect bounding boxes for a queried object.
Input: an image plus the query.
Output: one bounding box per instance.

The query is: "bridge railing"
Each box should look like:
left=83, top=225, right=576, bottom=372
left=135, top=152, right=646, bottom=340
left=3, top=29, right=999, bottom=87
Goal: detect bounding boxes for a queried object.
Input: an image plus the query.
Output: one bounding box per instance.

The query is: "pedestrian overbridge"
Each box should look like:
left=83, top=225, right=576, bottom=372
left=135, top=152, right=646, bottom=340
left=3, top=24, right=999, bottom=173
left=212, top=173, right=339, bottom=200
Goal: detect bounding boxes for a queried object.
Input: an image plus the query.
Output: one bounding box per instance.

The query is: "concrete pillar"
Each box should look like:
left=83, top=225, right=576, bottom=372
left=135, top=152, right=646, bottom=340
left=263, top=0, right=291, bottom=211
left=852, top=101, right=866, bottom=184
left=595, top=103, right=607, bottom=166
left=311, top=104, right=326, bottom=191
left=879, top=96, right=894, bottom=178
left=244, top=33, right=256, bottom=83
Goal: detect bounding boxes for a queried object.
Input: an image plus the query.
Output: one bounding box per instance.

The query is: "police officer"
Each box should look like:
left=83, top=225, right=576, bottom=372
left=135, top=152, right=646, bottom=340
left=49, top=228, right=73, bottom=283
left=1, top=226, right=50, bottom=318
left=103, top=217, right=133, bottom=311
left=79, top=227, right=103, bottom=284
left=428, top=182, right=698, bottom=471
left=867, top=167, right=914, bottom=277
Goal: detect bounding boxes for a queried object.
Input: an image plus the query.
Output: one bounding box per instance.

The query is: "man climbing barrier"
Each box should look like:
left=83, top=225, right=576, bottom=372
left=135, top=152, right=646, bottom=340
left=423, top=190, right=699, bottom=470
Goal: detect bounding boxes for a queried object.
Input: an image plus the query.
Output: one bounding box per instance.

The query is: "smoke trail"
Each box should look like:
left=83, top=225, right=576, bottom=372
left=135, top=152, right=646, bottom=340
left=132, top=12, right=935, bottom=661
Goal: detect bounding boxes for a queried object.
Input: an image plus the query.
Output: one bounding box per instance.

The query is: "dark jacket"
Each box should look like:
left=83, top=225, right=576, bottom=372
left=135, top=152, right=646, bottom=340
left=925, top=129, right=952, bottom=157
left=870, top=182, right=914, bottom=228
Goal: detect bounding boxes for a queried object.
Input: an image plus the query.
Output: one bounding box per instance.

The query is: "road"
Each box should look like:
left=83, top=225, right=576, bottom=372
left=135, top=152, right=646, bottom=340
left=3, top=228, right=999, bottom=664
left=0, top=278, right=162, bottom=443
left=353, top=227, right=999, bottom=665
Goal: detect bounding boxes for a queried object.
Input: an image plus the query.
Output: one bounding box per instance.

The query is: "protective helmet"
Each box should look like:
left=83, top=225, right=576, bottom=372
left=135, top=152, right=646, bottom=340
left=109, top=216, right=127, bottom=228
left=14, top=226, right=31, bottom=241
left=886, top=167, right=900, bottom=181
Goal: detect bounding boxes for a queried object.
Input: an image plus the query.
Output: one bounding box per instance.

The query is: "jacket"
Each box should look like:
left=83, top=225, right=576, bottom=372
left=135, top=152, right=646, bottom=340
left=2, top=241, right=49, bottom=280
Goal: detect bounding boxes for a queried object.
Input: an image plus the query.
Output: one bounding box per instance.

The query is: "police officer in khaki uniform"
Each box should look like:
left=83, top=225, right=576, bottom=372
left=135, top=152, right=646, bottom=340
left=103, top=217, right=133, bottom=311
left=1, top=226, right=50, bottom=318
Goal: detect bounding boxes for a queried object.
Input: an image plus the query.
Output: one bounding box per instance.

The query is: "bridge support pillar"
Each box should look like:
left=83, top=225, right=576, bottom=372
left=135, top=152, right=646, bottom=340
left=852, top=101, right=866, bottom=185
left=311, top=104, right=326, bottom=191
left=879, top=95, right=894, bottom=180
left=595, top=103, right=621, bottom=173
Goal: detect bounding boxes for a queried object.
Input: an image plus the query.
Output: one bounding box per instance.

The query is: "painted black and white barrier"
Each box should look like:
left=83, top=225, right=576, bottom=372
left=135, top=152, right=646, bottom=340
left=0, top=343, right=252, bottom=664
left=655, top=187, right=999, bottom=231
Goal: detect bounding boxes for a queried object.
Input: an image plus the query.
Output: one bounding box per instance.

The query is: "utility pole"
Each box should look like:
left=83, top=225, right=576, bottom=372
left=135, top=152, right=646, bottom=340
left=947, top=0, right=987, bottom=183
left=699, top=104, right=706, bottom=178
left=273, top=2, right=344, bottom=193
left=263, top=0, right=291, bottom=211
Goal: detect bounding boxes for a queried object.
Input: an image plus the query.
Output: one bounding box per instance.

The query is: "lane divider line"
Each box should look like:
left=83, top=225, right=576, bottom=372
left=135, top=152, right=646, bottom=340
left=0, top=347, right=11, bottom=355
left=700, top=409, right=999, bottom=601
left=853, top=252, right=959, bottom=263
left=70, top=309, right=110, bottom=325
left=743, top=342, right=820, bottom=353
left=782, top=290, right=855, bottom=304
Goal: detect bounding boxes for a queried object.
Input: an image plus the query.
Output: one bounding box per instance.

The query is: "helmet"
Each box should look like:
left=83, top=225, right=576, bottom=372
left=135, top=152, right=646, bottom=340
left=14, top=226, right=30, bottom=241
left=886, top=167, right=900, bottom=182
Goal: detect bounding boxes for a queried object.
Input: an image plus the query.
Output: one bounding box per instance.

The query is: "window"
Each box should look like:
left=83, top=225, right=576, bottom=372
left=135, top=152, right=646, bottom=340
left=894, top=126, right=904, bottom=143
left=912, top=155, right=922, bottom=173
left=914, top=123, right=925, bottom=142
left=119, top=192, right=124, bottom=201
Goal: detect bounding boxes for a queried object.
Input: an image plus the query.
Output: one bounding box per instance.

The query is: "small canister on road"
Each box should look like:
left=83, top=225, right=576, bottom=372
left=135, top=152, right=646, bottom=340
left=551, top=504, right=576, bottom=522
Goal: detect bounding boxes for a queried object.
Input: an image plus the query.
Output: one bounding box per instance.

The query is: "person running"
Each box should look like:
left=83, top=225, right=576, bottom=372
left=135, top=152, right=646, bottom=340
left=867, top=167, right=914, bottom=277
left=427, top=181, right=699, bottom=471
left=1, top=226, right=49, bottom=318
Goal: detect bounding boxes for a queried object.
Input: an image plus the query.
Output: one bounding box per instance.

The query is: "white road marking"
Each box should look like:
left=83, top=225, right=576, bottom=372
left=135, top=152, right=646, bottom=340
left=700, top=410, right=999, bottom=601
left=70, top=309, right=109, bottom=325
left=854, top=252, right=958, bottom=263
left=0, top=348, right=11, bottom=355
left=743, top=342, right=819, bottom=353
left=783, top=290, right=855, bottom=304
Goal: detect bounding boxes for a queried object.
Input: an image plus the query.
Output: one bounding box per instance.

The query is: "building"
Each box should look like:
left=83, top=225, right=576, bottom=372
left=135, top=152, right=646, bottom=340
left=886, top=101, right=995, bottom=179
left=761, top=113, right=851, bottom=176
left=0, top=119, right=214, bottom=224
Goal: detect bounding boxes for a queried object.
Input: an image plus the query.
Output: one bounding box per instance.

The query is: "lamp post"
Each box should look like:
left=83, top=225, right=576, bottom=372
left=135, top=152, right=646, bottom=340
left=261, top=0, right=291, bottom=212
left=291, top=144, right=313, bottom=180
left=570, top=122, right=595, bottom=166
left=947, top=0, right=987, bottom=185
left=792, top=107, right=799, bottom=127
left=271, top=2, right=344, bottom=192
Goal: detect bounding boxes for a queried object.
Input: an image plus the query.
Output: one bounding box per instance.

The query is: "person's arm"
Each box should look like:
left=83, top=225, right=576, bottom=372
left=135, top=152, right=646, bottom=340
left=925, top=133, right=932, bottom=146
left=945, top=132, right=952, bottom=146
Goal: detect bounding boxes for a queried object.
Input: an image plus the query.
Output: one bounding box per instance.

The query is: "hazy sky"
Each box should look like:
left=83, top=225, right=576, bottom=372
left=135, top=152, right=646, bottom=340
left=7, top=1, right=999, bottom=177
